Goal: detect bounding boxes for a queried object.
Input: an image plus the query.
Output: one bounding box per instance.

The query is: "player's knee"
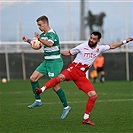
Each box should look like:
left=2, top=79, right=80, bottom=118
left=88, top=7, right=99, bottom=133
left=55, top=76, right=61, bottom=83
left=90, top=94, right=98, bottom=102
left=53, top=86, right=60, bottom=92
left=58, top=74, right=65, bottom=82
left=30, top=75, right=37, bottom=82
left=101, top=71, right=105, bottom=75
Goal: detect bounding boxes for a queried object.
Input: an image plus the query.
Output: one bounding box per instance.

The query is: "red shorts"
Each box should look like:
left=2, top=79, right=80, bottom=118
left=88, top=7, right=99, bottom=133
left=61, top=63, right=95, bottom=94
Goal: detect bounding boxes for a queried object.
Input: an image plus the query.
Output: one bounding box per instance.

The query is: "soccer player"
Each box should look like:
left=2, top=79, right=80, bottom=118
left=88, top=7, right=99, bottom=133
left=35, top=31, right=133, bottom=125
left=22, top=15, right=71, bottom=119
left=93, top=54, right=105, bottom=83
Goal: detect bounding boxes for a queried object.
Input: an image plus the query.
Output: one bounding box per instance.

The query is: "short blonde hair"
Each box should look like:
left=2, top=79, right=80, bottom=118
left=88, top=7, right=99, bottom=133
left=36, top=15, right=49, bottom=25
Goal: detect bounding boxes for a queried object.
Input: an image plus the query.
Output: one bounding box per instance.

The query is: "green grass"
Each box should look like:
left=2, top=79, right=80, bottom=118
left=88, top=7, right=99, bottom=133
left=0, top=79, right=133, bottom=133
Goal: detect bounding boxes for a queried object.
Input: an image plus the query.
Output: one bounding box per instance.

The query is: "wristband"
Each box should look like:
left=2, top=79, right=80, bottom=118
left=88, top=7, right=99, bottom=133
left=122, top=40, right=127, bottom=44
left=27, top=39, right=31, bottom=43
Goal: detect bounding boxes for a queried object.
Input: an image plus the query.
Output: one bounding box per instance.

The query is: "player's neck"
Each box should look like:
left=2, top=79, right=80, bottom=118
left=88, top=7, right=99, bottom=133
left=88, top=43, right=97, bottom=49
left=44, top=26, right=51, bottom=34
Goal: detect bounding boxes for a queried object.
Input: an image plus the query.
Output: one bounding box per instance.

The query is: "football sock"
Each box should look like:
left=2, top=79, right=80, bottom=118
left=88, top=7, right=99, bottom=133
left=31, top=81, right=41, bottom=100
left=64, top=106, right=69, bottom=109
left=41, top=86, right=46, bottom=92
left=83, top=113, right=89, bottom=119
left=44, top=76, right=60, bottom=89
left=85, top=94, right=98, bottom=114
left=35, top=99, right=41, bottom=102
left=100, top=75, right=105, bottom=82
left=56, top=88, right=68, bottom=108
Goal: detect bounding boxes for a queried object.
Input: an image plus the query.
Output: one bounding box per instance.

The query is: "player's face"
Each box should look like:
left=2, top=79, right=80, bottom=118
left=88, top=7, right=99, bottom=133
left=88, top=34, right=100, bottom=47
left=37, top=20, right=47, bottom=31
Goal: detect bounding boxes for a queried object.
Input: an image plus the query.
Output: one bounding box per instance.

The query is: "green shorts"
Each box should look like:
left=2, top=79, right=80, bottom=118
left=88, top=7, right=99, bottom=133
left=36, top=58, right=63, bottom=79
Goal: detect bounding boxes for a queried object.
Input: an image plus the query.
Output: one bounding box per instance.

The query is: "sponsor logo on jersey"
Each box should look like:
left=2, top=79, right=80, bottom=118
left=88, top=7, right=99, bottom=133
left=84, top=48, right=89, bottom=50
left=84, top=53, right=96, bottom=58
left=96, top=48, right=99, bottom=52
left=48, top=72, right=54, bottom=77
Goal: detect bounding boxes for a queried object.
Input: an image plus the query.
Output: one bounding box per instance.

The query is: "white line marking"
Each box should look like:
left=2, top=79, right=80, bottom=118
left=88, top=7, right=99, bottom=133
left=4, top=98, right=133, bottom=106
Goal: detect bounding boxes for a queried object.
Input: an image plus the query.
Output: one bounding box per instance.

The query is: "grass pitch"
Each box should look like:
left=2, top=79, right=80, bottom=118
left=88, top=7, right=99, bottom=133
left=0, top=79, right=133, bottom=133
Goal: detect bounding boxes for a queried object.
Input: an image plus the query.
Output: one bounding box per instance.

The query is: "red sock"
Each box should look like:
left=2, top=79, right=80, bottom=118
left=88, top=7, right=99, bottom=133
left=44, top=76, right=60, bottom=89
left=85, top=94, right=98, bottom=114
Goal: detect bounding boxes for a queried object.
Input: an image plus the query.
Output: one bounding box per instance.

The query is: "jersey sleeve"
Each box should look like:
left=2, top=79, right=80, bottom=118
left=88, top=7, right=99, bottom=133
left=47, top=33, right=56, bottom=43
left=69, top=45, right=81, bottom=55
left=100, top=45, right=110, bottom=53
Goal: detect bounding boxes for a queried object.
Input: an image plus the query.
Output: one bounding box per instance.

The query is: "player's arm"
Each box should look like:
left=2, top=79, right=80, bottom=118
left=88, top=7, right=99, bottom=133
left=60, top=50, right=72, bottom=56
left=35, top=32, right=53, bottom=47
left=109, top=37, right=133, bottom=49
left=61, top=45, right=80, bottom=56
left=22, top=36, right=31, bottom=44
left=38, top=38, right=53, bottom=47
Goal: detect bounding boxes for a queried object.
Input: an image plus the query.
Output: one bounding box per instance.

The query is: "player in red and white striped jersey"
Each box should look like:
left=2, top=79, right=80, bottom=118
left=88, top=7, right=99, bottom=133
left=35, top=31, right=133, bottom=125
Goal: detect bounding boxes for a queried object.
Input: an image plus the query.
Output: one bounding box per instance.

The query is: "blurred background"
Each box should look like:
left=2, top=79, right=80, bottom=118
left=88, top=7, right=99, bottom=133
left=0, top=0, right=133, bottom=81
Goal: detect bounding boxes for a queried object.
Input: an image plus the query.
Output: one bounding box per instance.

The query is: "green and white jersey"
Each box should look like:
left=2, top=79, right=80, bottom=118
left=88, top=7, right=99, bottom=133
left=40, top=29, right=61, bottom=60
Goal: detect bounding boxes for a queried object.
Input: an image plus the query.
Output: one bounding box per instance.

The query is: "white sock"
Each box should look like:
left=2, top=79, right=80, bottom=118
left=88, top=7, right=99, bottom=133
left=83, top=113, right=89, bottom=119
left=41, top=86, right=46, bottom=92
left=35, top=99, right=41, bottom=102
left=64, top=106, right=69, bottom=110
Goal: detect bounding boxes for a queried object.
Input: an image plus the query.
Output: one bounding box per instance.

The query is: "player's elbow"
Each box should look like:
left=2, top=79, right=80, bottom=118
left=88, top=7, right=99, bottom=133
left=48, top=42, right=53, bottom=47
left=109, top=45, right=116, bottom=49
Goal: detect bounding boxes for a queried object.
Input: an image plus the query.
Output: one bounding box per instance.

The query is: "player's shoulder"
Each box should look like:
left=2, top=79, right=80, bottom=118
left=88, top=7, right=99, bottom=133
left=97, top=44, right=110, bottom=51
left=79, top=41, right=88, bottom=46
left=97, top=44, right=110, bottom=48
left=48, top=29, right=57, bottom=34
left=76, top=41, right=87, bottom=49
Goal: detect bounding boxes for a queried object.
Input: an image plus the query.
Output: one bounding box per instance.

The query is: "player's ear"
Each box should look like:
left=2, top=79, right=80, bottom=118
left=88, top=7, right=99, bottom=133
left=98, top=39, right=100, bottom=43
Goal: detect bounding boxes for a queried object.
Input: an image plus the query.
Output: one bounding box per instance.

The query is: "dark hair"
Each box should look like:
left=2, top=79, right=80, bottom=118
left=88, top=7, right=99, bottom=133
left=36, top=15, right=49, bottom=24
left=91, top=31, right=102, bottom=39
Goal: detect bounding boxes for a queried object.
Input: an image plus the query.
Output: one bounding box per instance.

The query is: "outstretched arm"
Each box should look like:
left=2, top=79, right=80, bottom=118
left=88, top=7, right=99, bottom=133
left=110, top=37, right=133, bottom=49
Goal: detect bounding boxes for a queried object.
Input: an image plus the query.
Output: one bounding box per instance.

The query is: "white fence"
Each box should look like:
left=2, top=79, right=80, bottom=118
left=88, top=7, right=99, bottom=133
left=0, top=41, right=133, bottom=81
left=0, top=41, right=133, bottom=53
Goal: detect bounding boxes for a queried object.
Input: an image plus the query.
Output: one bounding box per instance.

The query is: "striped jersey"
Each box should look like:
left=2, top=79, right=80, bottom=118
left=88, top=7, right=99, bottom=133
left=40, top=29, right=61, bottom=60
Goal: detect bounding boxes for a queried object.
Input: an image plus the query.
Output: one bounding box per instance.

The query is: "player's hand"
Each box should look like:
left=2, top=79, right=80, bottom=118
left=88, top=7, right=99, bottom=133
left=126, top=38, right=133, bottom=43
left=22, top=36, right=28, bottom=42
left=34, top=32, right=40, bottom=39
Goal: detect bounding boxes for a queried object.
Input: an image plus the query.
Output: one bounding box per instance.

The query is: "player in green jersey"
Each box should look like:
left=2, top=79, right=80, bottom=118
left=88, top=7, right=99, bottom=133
left=22, top=15, right=71, bottom=119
